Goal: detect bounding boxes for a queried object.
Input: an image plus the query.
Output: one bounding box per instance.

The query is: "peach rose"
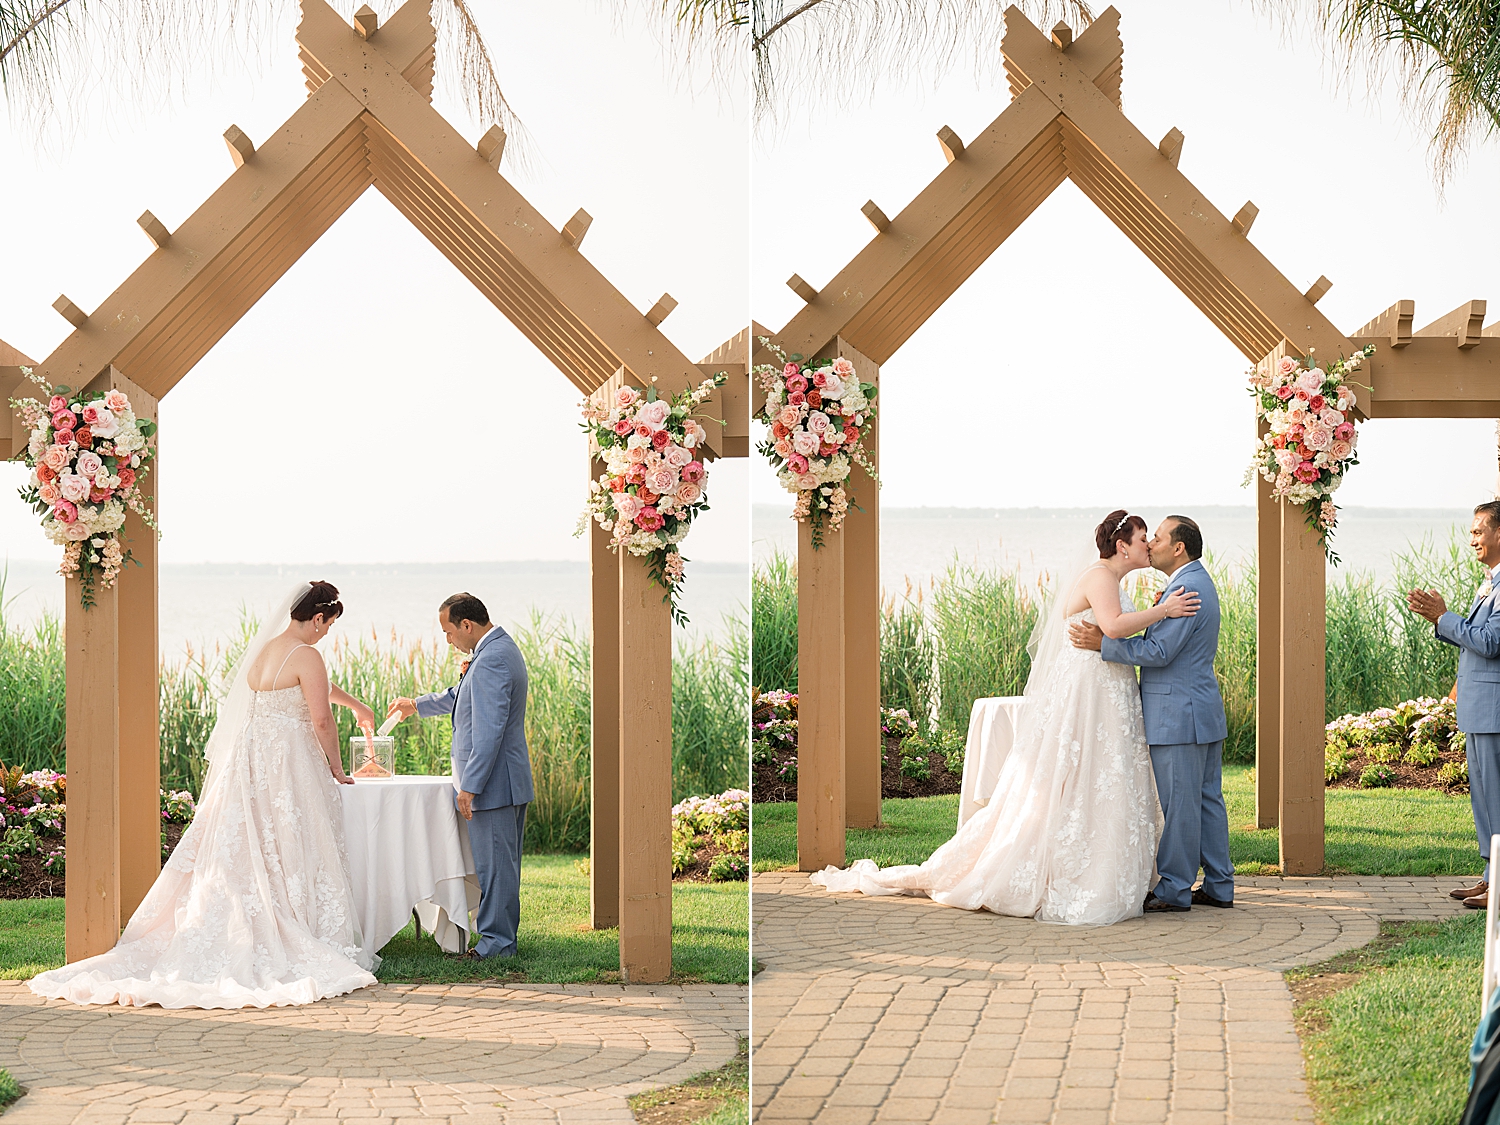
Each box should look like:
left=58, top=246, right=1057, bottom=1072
left=43, top=446, right=69, bottom=472
left=777, top=406, right=801, bottom=429
left=831, top=357, right=855, bottom=378
left=1329, top=439, right=1352, bottom=460
left=1277, top=356, right=1300, bottom=377
left=104, top=390, right=129, bottom=413
left=676, top=481, right=703, bottom=504
left=645, top=465, right=678, bottom=494
left=38, top=482, right=61, bottom=505
left=773, top=438, right=792, bottom=458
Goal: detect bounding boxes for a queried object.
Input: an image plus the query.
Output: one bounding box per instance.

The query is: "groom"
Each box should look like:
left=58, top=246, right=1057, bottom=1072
left=1069, top=515, right=1232, bottom=913
left=389, top=593, right=532, bottom=958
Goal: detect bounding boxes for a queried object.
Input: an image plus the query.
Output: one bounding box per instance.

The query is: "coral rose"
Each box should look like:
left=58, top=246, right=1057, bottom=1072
left=651, top=429, right=670, bottom=450
left=787, top=454, right=810, bottom=474
left=681, top=461, right=705, bottom=483
left=771, top=421, right=789, bottom=439
left=74, top=427, right=92, bottom=447
left=635, top=506, right=665, bottom=532
left=786, top=374, right=808, bottom=394
left=36, top=462, right=56, bottom=484
left=1274, top=386, right=1294, bottom=401
left=1294, top=461, right=1320, bottom=483
left=116, top=467, right=136, bottom=489
left=788, top=391, right=806, bottom=407
left=54, top=429, right=74, bottom=447
left=807, top=390, right=822, bottom=409
left=53, top=500, right=78, bottom=524
left=1309, top=395, right=1325, bottom=412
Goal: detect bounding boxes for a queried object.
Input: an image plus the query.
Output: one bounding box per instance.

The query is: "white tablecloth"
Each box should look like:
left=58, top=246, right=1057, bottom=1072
left=959, top=697, right=1027, bottom=828
left=339, top=776, right=479, bottom=955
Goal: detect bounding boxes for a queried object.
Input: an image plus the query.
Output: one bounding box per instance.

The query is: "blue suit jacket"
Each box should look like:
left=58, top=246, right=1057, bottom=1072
left=1436, top=573, right=1500, bottom=734
left=1100, top=559, right=1228, bottom=747
left=415, top=625, right=534, bottom=810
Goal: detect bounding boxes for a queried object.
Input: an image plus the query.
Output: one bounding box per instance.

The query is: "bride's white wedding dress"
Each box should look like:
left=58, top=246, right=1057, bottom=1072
left=30, top=592, right=378, bottom=1008
left=812, top=582, right=1164, bottom=926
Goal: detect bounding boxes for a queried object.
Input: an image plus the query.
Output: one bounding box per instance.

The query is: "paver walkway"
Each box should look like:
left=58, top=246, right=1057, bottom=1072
left=752, top=872, right=1472, bottom=1123
left=0, top=980, right=746, bottom=1125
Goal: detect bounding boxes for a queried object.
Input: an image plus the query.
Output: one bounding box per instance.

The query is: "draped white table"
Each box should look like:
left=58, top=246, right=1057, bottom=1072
left=339, top=776, right=479, bottom=956
left=958, top=697, right=1027, bottom=829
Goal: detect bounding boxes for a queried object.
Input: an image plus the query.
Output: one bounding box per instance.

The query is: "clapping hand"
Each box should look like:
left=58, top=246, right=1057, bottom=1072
left=1408, top=589, right=1448, bottom=624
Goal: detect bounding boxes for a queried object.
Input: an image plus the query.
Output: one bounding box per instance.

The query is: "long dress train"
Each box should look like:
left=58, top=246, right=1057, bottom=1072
left=29, top=686, right=378, bottom=1007
left=812, top=594, right=1164, bottom=926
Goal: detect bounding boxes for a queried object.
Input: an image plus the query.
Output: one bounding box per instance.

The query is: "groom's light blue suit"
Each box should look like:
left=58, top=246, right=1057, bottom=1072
left=1100, top=558, right=1232, bottom=908
left=1434, top=567, right=1500, bottom=880
left=415, top=625, right=533, bottom=957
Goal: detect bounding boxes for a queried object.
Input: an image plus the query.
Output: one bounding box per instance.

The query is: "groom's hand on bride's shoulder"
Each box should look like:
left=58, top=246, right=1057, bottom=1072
left=1069, top=620, right=1104, bottom=650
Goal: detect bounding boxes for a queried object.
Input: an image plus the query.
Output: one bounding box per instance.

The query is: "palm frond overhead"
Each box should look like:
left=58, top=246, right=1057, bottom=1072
left=1275, top=0, right=1500, bottom=184
left=0, top=0, right=531, bottom=169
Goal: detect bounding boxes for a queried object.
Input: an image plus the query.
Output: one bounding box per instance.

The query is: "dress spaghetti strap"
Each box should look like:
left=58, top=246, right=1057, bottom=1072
left=270, top=644, right=311, bottom=690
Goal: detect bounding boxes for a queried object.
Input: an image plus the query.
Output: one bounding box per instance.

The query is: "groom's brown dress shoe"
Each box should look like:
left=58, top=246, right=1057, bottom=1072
left=1452, top=880, right=1488, bottom=900
left=1143, top=895, right=1190, bottom=913
left=1465, top=892, right=1490, bottom=910
left=1191, top=887, right=1233, bottom=908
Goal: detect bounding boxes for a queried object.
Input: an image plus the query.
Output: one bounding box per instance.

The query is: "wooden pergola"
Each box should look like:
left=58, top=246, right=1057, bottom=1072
left=1, top=0, right=749, bottom=982
left=761, top=6, right=1500, bottom=876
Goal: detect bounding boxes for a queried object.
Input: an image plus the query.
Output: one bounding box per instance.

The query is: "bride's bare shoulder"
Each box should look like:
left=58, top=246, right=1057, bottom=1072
left=1064, top=563, right=1109, bottom=614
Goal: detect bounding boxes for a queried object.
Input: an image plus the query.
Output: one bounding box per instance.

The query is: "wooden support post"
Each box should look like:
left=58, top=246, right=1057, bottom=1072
left=105, top=368, right=160, bottom=922
left=1255, top=418, right=1281, bottom=829
left=797, top=518, right=846, bottom=870
left=1279, top=502, right=1326, bottom=873
left=589, top=453, right=620, bottom=931
left=65, top=580, right=121, bottom=961
left=838, top=339, right=881, bottom=830
left=618, top=552, right=672, bottom=982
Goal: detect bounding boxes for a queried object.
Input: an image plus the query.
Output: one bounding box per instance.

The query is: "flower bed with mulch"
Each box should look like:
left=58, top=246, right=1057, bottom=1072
left=671, top=790, right=748, bottom=883
left=751, top=689, right=966, bottom=803
left=1324, top=698, right=1470, bottom=793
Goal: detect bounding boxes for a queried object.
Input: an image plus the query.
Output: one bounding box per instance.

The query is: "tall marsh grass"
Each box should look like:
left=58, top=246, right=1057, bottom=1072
left=750, top=534, right=1485, bottom=764
left=0, top=596, right=748, bottom=853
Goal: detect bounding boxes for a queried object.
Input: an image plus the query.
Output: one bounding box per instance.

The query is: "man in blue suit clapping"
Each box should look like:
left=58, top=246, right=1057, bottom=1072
left=389, top=593, right=533, bottom=957
left=1070, top=516, right=1231, bottom=913
left=1410, top=501, right=1500, bottom=910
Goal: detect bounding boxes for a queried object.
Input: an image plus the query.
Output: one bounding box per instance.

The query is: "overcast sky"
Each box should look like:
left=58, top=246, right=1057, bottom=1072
left=0, top=2, right=748, bottom=567
left=751, top=0, right=1500, bottom=515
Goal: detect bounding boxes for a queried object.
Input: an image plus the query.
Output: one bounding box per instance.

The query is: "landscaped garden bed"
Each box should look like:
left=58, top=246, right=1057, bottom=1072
left=1325, top=696, right=1469, bottom=792
left=671, top=790, right=749, bottom=883
left=751, top=689, right=965, bottom=804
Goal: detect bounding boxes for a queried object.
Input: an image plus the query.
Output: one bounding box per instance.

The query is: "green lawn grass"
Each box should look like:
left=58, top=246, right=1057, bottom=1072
left=752, top=765, right=1484, bottom=876
left=0, top=855, right=748, bottom=985
left=1292, top=914, right=1483, bottom=1124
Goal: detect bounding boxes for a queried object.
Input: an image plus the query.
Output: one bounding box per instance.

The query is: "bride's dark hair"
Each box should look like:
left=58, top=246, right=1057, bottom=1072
left=291, top=581, right=344, bottom=622
left=1095, top=510, right=1147, bottom=559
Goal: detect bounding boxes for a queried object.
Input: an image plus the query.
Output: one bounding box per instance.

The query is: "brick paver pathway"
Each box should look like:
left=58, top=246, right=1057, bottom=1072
left=0, top=980, right=746, bottom=1125
left=751, top=872, right=1472, bottom=1124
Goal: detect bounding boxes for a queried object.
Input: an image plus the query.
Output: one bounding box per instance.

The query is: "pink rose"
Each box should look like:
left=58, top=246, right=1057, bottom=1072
left=665, top=445, right=692, bottom=468
left=676, top=481, right=703, bottom=504
left=1277, top=356, right=1300, bottom=377
left=777, top=406, right=800, bottom=429
left=615, top=386, right=640, bottom=409
left=788, top=391, right=806, bottom=407
left=54, top=429, right=74, bottom=447
left=786, top=374, right=808, bottom=394
left=681, top=461, right=705, bottom=483
left=614, top=493, right=644, bottom=521
left=52, top=409, right=76, bottom=431
left=103, top=389, right=129, bottom=413
left=1303, top=425, right=1332, bottom=452
left=613, top=419, right=633, bottom=436
left=638, top=400, right=671, bottom=430
left=58, top=473, right=91, bottom=502
left=53, top=500, right=78, bottom=524
left=651, top=430, right=670, bottom=450
left=64, top=520, right=90, bottom=541
left=645, top=465, right=678, bottom=494
left=1274, top=386, right=1294, bottom=401
left=1275, top=449, right=1299, bottom=473
left=82, top=404, right=100, bottom=425
left=806, top=411, right=831, bottom=435
left=38, top=482, right=61, bottom=505
left=49, top=395, right=67, bottom=413
left=89, top=487, right=113, bottom=503
left=831, top=357, right=855, bottom=378
left=635, top=506, right=665, bottom=531
left=1334, top=422, right=1354, bottom=441
left=1319, top=408, right=1343, bottom=428
left=787, top=454, right=809, bottom=474
left=783, top=363, right=799, bottom=377
left=1294, top=461, right=1320, bottom=483
left=1329, top=440, right=1352, bottom=460
left=1296, top=370, right=1324, bottom=394
left=76, top=451, right=102, bottom=478
left=792, top=431, right=820, bottom=456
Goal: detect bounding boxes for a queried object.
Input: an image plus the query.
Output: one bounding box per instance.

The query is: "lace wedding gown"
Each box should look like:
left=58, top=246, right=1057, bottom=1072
left=812, top=591, right=1164, bottom=926
left=30, top=686, right=378, bottom=1008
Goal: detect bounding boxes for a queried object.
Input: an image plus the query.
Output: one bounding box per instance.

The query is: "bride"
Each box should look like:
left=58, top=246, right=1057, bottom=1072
left=30, top=581, right=382, bottom=1007
left=811, top=511, right=1197, bottom=925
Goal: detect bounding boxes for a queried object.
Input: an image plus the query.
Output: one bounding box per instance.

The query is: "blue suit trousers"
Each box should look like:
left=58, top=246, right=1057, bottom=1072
left=467, top=803, right=526, bottom=958
left=1149, top=741, right=1233, bottom=908
left=1469, top=733, right=1500, bottom=880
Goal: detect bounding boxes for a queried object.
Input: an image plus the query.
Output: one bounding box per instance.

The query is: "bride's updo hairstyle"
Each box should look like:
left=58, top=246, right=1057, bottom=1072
left=1095, top=510, right=1147, bottom=559
left=291, top=581, right=344, bottom=623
